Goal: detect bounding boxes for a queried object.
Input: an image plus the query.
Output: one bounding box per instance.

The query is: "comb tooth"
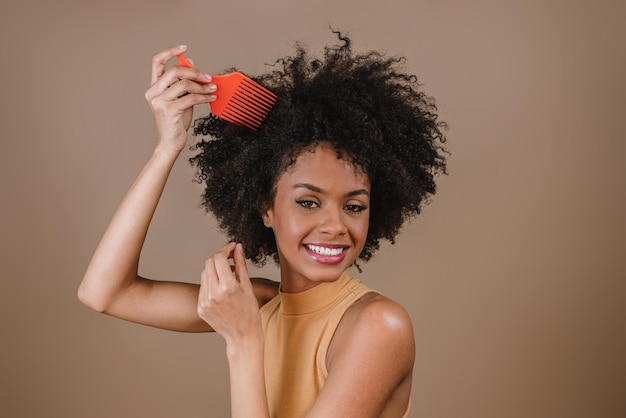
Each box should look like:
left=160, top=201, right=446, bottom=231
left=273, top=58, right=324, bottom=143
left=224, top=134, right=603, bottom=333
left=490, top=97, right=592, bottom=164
left=226, top=108, right=268, bottom=128
left=239, top=81, right=277, bottom=101
left=221, top=101, right=267, bottom=127
left=220, top=112, right=258, bottom=130
left=225, top=94, right=266, bottom=114
left=232, top=87, right=276, bottom=109
left=223, top=110, right=263, bottom=128
left=240, top=77, right=276, bottom=95
left=226, top=93, right=274, bottom=119
left=221, top=110, right=258, bottom=128
left=237, top=81, right=277, bottom=102
left=231, top=104, right=270, bottom=125
left=237, top=86, right=277, bottom=107
left=228, top=95, right=273, bottom=119
left=223, top=105, right=264, bottom=128
left=231, top=96, right=273, bottom=112
left=215, top=102, right=264, bottom=130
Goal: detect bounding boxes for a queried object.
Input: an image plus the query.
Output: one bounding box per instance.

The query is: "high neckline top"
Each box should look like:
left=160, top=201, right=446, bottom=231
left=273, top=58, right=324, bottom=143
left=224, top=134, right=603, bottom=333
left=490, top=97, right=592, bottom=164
left=278, top=271, right=351, bottom=315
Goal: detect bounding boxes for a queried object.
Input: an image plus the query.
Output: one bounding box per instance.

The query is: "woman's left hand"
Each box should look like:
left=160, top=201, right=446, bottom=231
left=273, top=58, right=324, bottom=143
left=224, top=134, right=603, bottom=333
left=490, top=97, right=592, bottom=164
left=197, top=243, right=263, bottom=345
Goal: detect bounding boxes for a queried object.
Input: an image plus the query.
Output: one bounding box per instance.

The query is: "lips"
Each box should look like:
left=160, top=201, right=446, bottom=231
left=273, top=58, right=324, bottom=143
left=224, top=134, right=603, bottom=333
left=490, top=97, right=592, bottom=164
left=304, top=244, right=348, bottom=264
left=305, top=244, right=346, bottom=256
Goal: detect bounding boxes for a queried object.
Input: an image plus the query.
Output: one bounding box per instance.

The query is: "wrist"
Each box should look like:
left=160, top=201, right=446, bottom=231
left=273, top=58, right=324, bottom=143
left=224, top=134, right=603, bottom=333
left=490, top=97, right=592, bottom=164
left=152, top=142, right=183, bottom=162
left=225, top=331, right=264, bottom=360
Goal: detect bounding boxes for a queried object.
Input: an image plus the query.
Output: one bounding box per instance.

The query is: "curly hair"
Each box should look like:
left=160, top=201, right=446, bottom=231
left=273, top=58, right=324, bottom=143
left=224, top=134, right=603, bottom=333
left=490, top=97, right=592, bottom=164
left=189, top=32, right=448, bottom=266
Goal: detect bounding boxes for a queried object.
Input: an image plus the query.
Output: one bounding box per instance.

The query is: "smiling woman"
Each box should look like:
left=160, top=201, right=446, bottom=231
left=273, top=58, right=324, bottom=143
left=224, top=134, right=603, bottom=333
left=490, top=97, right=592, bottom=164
left=78, top=32, right=447, bottom=417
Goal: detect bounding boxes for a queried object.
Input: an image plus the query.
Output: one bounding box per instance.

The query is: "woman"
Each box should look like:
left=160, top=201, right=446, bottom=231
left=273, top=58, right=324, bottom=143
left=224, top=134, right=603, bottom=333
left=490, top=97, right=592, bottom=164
left=79, top=34, right=447, bottom=417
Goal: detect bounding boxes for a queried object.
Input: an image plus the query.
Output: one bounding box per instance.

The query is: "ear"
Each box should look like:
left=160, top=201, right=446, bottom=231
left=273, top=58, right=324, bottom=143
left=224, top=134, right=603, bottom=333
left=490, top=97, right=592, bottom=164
left=261, top=202, right=274, bottom=228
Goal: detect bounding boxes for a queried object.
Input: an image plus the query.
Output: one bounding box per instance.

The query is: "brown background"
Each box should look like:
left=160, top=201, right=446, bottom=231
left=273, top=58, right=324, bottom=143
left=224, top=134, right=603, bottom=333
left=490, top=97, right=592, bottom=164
left=1, top=0, right=624, bottom=417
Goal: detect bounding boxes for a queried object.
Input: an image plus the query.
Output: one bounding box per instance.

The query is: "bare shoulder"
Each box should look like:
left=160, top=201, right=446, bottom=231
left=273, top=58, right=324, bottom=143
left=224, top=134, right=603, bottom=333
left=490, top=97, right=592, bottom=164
left=354, top=293, right=413, bottom=329
left=250, top=277, right=279, bottom=307
left=332, top=293, right=415, bottom=359
left=315, top=293, right=415, bottom=417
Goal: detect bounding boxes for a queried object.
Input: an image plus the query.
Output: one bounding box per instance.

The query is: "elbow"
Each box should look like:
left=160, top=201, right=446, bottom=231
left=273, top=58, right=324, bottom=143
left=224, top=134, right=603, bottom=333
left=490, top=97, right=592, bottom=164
left=77, top=281, right=109, bottom=313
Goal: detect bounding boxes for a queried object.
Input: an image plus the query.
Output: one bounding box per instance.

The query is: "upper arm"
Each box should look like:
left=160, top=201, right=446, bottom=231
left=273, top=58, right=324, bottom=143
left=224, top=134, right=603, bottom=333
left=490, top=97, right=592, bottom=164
left=250, top=277, right=280, bottom=307
left=103, top=277, right=209, bottom=332
left=307, top=295, right=415, bottom=418
left=100, top=277, right=279, bottom=333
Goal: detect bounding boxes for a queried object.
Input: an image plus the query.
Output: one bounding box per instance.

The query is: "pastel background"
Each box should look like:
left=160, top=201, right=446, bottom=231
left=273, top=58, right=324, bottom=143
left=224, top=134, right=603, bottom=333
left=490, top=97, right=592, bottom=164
left=1, top=0, right=624, bottom=417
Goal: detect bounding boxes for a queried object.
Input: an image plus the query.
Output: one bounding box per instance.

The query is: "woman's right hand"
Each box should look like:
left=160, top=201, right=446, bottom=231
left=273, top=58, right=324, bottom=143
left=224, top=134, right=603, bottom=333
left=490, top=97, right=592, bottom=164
left=144, top=44, right=216, bottom=154
left=197, top=243, right=263, bottom=345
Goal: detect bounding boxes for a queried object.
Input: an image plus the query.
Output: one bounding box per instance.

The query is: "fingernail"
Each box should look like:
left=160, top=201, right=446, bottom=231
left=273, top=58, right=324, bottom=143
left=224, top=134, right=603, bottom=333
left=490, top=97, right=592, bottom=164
left=207, top=84, right=217, bottom=92
left=203, top=74, right=212, bottom=82
left=178, top=44, right=187, bottom=49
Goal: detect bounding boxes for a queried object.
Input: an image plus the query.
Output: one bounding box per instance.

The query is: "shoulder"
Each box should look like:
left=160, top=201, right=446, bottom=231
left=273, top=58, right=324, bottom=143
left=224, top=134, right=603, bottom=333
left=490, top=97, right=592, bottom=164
left=343, top=293, right=414, bottom=342
left=328, top=292, right=415, bottom=371
left=317, top=293, right=415, bottom=416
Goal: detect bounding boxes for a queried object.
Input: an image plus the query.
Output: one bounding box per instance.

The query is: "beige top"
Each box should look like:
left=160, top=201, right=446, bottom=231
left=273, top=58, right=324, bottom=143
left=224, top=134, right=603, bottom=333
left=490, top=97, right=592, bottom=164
left=260, top=272, right=410, bottom=417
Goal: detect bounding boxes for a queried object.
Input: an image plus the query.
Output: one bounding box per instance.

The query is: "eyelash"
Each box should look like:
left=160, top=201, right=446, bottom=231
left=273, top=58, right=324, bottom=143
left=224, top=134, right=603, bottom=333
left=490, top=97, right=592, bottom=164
left=296, top=200, right=367, bottom=214
left=296, top=199, right=318, bottom=209
left=345, top=204, right=367, bottom=213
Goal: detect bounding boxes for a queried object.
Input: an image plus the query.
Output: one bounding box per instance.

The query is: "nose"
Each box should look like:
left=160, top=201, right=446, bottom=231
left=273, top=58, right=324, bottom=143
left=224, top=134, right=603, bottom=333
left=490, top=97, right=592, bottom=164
left=318, top=207, right=347, bottom=237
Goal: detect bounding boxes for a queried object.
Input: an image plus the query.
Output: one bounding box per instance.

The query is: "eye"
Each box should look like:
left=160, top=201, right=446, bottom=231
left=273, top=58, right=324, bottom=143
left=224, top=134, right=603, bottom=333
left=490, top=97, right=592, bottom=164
left=296, top=199, right=319, bottom=209
left=345, top=204, right=367, bottom=214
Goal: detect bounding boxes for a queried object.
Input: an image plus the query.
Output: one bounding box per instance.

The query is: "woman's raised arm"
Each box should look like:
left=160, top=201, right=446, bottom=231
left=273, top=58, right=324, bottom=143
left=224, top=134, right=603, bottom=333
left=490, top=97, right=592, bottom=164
left=78, top=45, right=218, bottom=332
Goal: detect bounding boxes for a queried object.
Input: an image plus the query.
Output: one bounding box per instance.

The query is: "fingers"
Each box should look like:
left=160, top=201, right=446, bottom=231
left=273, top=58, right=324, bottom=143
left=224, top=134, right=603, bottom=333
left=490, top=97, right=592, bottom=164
left=202, top=255, right=220, bottom=288
left=198, top=267, right=215, bottom=324
left=212, top=243, right=237, bottom=283
left=146, top=68, right=214, bottom=103
left=151, top=44, right=187, bottom=85
left=154, top=65, right=212, bottom=91
left=198, top=251, right=222, bottom=322
left=202, top=243, right=250, bottom=285
left=147, top=44, right=215, bottom=102
left=233, top=243, right=252, bottom=290
left=165, top=78, right=216, bottom=101
left=151, top=45, right=186, bottom=85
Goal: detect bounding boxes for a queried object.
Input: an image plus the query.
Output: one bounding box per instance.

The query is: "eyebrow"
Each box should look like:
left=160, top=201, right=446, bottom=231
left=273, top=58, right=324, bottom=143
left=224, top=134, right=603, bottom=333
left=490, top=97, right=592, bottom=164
left=293, top=183, right=370, bottom=197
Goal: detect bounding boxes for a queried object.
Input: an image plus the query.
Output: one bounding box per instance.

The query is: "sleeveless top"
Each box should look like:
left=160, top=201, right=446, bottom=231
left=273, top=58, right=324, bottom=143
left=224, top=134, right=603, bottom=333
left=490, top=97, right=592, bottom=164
left=259, top=272, right=411, bottom=417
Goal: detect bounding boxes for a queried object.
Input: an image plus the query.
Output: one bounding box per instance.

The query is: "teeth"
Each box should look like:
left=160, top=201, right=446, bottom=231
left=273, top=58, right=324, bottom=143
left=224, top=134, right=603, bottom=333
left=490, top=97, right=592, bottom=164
left=307, top=245, right=345, bottom=256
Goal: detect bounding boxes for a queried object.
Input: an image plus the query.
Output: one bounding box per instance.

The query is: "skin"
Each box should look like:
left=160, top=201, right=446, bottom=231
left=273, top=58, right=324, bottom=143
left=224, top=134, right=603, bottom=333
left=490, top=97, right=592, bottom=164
left=78, top=45, right=415, bottom=417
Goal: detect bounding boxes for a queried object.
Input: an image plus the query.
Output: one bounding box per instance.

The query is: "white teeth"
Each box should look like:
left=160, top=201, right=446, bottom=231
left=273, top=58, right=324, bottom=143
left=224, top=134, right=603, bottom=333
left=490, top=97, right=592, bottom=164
left=307, top=245, right=345, bottom=256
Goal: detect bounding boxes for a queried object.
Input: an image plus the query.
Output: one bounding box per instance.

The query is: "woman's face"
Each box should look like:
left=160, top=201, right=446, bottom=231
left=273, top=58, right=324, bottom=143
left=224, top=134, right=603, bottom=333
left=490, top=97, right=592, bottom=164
left=262, top=143, right=370, bottom=293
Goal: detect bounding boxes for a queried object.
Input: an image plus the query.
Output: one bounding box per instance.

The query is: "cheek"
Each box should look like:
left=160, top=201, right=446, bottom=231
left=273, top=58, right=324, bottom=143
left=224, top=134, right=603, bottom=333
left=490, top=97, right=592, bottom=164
left=357, top=220, right=370, bottom=241
left=360, top=213, right=371, bottom=236
left=347, top=215, right=370, bottom=240
left=273, top=210, right=307, bottom=240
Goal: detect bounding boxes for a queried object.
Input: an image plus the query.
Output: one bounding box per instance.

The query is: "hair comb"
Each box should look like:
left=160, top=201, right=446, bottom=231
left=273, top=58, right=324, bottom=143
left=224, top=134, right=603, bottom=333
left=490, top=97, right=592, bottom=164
left=177, top=54, right=277, bottom=131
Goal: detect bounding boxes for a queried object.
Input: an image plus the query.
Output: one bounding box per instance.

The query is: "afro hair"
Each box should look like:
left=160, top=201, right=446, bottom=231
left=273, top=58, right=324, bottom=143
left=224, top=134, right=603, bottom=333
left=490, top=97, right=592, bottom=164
left=190, top=31, right=448, bottom=265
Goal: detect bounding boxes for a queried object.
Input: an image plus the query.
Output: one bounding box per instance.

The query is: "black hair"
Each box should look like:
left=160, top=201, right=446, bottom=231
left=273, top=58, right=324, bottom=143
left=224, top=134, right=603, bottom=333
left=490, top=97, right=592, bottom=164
left=190, top=32, right=448, bottom=265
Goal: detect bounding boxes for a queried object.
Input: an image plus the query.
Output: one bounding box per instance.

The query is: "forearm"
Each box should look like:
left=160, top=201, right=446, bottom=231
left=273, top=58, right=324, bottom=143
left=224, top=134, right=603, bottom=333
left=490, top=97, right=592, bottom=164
left=78, top=145, right=180, bottom=311
left=226, top=333, right=270, bottom=418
